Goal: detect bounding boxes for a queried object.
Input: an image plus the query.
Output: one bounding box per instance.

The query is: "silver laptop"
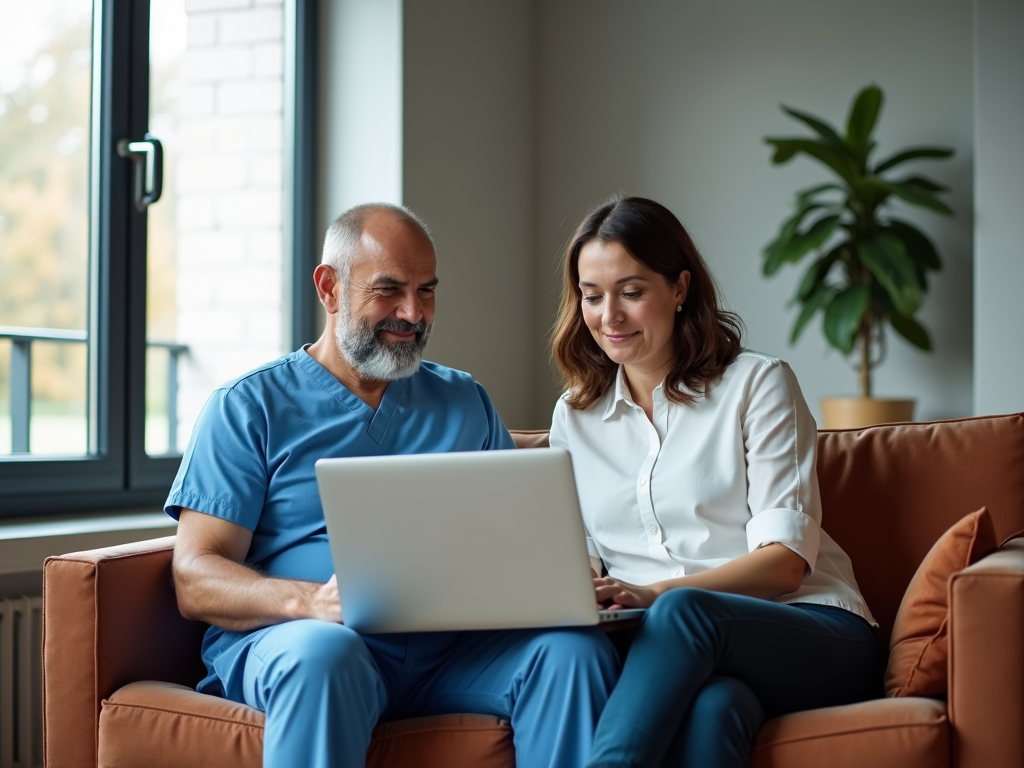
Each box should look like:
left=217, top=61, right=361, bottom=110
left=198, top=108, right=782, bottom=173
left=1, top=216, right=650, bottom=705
left=314, top=447, right=645, bottom=633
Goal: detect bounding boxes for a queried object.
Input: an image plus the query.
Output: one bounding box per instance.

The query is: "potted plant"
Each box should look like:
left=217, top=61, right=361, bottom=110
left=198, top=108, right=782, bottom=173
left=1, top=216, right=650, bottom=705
left=762, top=84, right=954, bottom=428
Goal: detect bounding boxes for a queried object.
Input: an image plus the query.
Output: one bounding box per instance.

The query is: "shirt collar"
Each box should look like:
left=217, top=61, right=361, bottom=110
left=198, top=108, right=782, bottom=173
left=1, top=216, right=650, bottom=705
left=602, top=366, right=665, bottom=420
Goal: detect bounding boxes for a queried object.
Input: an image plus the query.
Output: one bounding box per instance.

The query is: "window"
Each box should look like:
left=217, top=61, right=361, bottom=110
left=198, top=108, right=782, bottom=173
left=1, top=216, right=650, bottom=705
left=0, top=0, right=317, bottom=518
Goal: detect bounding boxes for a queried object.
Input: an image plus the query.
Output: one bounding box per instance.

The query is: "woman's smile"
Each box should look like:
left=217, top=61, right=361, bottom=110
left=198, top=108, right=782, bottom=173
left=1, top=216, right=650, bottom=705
left=577, top=239, right=687, bottom=375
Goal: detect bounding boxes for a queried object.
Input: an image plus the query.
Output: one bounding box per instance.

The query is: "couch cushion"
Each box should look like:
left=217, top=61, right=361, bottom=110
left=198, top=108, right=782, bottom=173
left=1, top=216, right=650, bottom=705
left=751, top=697, right=949, bottom=768
left=886, top=507, right=997, bottom=697
left=98, top=681, right=513, bottom=768
left=510, top=429, right=550, bottom=449
left=816, top=413, right=1024, bottom=647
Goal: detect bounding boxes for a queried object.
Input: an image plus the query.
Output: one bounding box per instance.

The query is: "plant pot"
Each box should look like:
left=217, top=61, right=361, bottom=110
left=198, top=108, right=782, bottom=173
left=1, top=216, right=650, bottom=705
left=820, top=397, right=915, bottom=429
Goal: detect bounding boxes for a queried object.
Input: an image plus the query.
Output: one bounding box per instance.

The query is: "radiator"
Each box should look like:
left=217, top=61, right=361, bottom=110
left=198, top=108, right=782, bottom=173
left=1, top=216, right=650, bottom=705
left=0, top=597, right=42, bottom=768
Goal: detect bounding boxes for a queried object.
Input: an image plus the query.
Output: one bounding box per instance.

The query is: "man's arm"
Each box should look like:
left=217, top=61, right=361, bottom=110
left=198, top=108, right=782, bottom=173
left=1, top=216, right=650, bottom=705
left=173, top=508, right=341, bottom=631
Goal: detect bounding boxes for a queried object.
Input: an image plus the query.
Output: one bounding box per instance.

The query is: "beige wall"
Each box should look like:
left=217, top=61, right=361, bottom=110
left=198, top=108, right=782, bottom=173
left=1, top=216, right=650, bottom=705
left=321, top=0, right=983, bottom=428
left=403, top=0, right=541, bottom=428
left=974, top=0, right=1024, bottom=416
left=536, top=0, right=975, bottom=424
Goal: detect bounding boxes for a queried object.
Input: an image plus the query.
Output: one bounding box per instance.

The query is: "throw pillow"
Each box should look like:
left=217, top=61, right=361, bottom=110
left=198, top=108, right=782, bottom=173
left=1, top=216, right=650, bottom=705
left=885, top=507, right=998, bottom=698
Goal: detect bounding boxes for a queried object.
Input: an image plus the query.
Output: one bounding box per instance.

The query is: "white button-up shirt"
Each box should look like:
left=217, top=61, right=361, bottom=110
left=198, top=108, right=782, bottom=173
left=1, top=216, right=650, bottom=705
left=549, top=350, right=875, bottom=624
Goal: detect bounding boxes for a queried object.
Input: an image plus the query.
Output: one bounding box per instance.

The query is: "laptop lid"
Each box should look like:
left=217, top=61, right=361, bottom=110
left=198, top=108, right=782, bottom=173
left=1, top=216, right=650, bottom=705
left=314, top=448, right=607, bottom=633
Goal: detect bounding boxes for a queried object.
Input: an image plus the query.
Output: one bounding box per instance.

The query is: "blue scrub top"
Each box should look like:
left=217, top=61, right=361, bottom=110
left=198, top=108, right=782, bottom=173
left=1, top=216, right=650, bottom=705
left=164, top=348, right=515, bottom=694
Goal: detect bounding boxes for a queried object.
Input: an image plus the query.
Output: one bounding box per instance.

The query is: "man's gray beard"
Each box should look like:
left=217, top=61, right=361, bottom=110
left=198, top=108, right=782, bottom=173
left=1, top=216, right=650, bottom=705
left=335, top=307, right=432, bottom=381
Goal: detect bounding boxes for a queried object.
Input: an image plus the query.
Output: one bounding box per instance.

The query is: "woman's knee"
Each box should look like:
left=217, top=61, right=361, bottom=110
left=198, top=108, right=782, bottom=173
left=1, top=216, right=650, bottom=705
left=689, top=676, right=763, bottom=731
left=646, top=586, right=719, bottom=626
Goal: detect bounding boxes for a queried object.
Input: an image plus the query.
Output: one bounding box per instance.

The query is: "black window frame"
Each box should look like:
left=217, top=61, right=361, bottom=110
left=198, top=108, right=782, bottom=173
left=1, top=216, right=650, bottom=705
left=0, top=0, right=318, bottom=520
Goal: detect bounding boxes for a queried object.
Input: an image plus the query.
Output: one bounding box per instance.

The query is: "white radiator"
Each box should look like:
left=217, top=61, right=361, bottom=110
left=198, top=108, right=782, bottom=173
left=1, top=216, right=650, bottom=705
left=0, top=597, right=42, bottom=768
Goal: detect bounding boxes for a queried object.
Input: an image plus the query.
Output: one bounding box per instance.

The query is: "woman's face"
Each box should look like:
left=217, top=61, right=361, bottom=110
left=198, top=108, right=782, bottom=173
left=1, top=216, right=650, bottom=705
left=577, top=239, right=690, bottom=375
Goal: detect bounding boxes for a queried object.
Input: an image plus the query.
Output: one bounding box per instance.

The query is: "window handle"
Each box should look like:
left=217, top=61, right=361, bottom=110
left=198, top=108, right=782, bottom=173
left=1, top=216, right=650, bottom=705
left=117, top=133, right=163, bottom=211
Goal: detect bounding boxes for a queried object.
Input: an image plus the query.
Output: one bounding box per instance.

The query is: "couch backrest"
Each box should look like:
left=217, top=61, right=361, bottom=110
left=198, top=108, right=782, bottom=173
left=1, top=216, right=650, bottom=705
left=511, top=413, right=1024, bottom=647
left=816, top=413, right=1024, bottom=646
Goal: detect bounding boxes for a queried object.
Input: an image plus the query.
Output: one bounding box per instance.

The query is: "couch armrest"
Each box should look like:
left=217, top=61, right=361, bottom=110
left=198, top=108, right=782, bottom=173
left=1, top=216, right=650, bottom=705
left=949, top=536, right=1024, bottom=768
left=42, top=535, right=207, bottom=768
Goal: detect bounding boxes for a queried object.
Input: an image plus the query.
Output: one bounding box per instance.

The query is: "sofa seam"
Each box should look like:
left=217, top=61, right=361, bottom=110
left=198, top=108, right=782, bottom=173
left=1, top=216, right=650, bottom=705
left=752, top=716, right=948, bottom=750
left=102, top=700, right=265, bottom=730
left=101, top=700, right=509, bottom=738
left=92, top=561, right=100, bottom=766
left=48, top=547, right=174, bottom=566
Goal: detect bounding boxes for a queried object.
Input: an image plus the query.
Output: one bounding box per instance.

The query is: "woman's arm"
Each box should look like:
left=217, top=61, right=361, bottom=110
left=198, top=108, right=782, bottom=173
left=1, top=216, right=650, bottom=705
left=594, top=542, right=806, bottom=609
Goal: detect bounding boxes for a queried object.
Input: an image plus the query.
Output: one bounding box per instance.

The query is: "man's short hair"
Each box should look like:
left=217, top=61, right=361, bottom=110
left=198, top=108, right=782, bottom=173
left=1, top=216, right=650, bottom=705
left=321, top=203, right=433, bottom=286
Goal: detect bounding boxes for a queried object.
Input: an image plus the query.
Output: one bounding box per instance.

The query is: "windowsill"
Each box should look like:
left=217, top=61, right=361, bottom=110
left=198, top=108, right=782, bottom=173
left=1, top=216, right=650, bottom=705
left=0, top=509, right=177, bottom=575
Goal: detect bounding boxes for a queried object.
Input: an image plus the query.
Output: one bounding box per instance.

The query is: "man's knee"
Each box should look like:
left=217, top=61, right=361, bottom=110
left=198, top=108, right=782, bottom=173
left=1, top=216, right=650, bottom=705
left=527, top=627, right=620, bottom=680
left=254, top=620, right=374, bottom=687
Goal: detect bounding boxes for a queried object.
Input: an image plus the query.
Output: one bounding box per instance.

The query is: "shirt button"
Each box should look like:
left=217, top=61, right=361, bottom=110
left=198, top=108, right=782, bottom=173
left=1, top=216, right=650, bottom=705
left=649, top=524, right=657, bottom=534
left=639, top=477, right=648, bottom=485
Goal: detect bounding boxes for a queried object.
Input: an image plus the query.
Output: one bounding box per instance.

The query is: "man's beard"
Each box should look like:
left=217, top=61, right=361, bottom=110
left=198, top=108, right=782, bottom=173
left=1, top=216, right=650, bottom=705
left=335, top=305, right=432, bottom=381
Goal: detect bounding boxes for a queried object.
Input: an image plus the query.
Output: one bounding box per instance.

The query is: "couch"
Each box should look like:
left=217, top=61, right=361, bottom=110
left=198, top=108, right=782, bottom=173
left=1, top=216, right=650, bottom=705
left=43, top=413, right=1024, bottom=768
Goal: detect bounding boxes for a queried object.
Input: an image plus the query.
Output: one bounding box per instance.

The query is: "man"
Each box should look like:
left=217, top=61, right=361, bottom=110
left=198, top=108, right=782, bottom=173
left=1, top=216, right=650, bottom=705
left=167, top=203, right=619, bottom=768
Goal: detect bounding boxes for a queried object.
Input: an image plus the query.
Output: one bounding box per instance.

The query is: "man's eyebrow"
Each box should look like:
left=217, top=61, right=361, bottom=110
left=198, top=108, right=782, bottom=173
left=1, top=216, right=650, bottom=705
left=370, top=274, right=406, bottom=286
left=370, top=274, right=440, bottom=288
left=578, top=275, right=651, bottom=288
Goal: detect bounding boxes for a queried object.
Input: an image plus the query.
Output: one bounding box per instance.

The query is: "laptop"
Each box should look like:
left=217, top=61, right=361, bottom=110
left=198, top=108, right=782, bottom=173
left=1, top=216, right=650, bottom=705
left=314, top=447, right=646, bottom=634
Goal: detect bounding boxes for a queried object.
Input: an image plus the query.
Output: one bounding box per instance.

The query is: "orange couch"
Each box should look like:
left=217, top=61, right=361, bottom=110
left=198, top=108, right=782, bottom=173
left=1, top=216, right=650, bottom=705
left=43, top=414, right=1024, bottom=768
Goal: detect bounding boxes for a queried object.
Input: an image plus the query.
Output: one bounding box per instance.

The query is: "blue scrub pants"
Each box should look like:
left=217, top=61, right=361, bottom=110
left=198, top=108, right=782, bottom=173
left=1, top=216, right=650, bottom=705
left=232, top=619, right=619, bottom=768
left=587, top=589, right=879, bottom=768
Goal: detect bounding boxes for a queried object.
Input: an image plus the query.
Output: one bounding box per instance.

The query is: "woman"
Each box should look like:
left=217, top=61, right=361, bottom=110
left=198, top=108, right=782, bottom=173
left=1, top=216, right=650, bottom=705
left=549, top=196, right=879, bottom=768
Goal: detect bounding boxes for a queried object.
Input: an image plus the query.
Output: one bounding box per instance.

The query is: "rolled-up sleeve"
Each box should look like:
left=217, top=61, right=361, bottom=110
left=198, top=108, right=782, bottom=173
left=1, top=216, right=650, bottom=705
left=742, top=359, right=822, bottom=573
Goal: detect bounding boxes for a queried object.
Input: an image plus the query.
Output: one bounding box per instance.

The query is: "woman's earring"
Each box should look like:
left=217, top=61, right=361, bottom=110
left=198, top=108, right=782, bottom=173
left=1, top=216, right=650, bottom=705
left=675, top=305, right=682, bottom=312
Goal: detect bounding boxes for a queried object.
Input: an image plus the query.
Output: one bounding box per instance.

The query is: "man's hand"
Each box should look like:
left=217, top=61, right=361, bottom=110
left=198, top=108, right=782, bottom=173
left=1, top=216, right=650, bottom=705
left=593, top=574, right=660, bottom=610
left=305, top=574, right=343, bottom=623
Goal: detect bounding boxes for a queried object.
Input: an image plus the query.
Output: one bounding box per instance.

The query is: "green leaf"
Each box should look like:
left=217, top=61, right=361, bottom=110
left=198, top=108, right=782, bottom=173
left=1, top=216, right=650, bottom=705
left=867, top=177, right=953, bottom=216
left=765, top=138, right=858, bottom=183
left=885, top=219, right=942, bottom=271
left=794, top=244, right=844, bottom=301
left=846, top=85, right=884, bottom=156
left=824, top=285, right=870, bottom=354
left=781, top=106, right=852, bottom=157
left=858, top=232, right=923, bottom=316
left=790, top=284, right=835, bottom=344
left=874, top=146, right=954, bottom=174
left=763, top=202, right=825, bottom=275
left=899, top=175, right=949, bottom=193
left=796, top=183, right=843, bottom=207
left=889, top=311, right=932, bottom=351
left=763, top=214, right=842, bottom=276
left=882, top=179, right=954, bottom=215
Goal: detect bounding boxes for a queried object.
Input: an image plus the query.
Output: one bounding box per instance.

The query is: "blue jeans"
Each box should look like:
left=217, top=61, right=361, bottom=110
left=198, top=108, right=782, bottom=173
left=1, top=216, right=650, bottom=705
left=588, top=589, right=879, bottom=768
left=227, top=620, right=619, bottom=768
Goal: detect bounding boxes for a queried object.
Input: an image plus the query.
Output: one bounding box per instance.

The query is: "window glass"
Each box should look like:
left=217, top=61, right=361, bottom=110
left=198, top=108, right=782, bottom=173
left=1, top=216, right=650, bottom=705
left=0, top=0, right=93, bottom=456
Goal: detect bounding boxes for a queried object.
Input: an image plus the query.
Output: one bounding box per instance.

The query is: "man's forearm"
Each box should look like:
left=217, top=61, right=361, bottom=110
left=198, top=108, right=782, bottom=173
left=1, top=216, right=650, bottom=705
left=174, top=551, right=326, bottom=632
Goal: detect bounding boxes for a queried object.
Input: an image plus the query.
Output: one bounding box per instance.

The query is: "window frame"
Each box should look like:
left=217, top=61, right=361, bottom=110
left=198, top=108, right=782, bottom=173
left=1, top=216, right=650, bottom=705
left=0, top=0, right=318, bottom=519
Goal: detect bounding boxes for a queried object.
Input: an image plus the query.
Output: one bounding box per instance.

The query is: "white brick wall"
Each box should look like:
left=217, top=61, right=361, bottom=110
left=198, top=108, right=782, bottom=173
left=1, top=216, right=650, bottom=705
left=175, top=0, right=284, bottom=449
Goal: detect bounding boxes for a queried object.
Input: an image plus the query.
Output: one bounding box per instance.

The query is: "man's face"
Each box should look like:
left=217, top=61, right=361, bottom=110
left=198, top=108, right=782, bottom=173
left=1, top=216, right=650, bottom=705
left=334, top=216, right=438, bottom=381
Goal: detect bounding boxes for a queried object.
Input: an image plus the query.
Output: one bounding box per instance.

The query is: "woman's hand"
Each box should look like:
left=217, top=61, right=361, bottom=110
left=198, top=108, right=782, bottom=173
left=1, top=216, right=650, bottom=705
left=593, top=574, right=661, bottom=610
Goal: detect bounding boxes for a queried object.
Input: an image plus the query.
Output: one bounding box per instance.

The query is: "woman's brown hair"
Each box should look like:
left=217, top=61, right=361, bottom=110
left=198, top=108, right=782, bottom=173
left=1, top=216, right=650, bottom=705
left=552, top=195, right=744, bottom=410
